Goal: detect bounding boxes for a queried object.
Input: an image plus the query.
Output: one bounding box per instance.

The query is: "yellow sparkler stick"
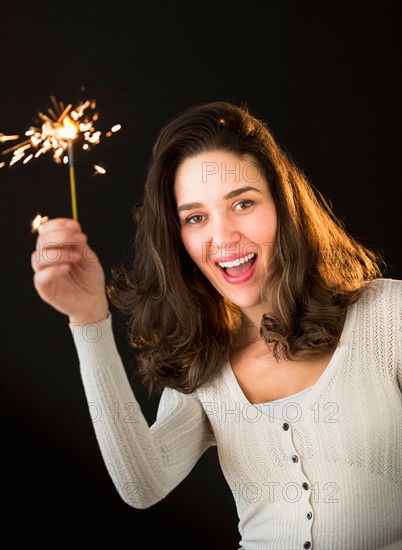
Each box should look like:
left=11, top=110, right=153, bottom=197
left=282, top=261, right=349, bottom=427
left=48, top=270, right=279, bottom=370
left=67, top=141, right=78, bottom=221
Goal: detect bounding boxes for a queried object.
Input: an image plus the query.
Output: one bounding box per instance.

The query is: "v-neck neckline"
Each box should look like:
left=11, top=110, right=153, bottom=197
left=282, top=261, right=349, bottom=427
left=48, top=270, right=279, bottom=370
left=222, top=300, right=356, bottom=422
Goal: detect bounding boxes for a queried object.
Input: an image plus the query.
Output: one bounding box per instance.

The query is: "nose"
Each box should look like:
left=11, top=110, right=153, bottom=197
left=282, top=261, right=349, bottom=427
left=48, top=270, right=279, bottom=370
left=211, top=216, right=241, bottom=256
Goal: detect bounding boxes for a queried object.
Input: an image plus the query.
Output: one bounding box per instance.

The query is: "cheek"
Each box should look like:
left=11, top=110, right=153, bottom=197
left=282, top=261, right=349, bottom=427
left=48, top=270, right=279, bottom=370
left=245, top=215, right=276, bottom=244
left=181, top=232, right=203, bottom=265
left=257, top=208, right=277, bottom=242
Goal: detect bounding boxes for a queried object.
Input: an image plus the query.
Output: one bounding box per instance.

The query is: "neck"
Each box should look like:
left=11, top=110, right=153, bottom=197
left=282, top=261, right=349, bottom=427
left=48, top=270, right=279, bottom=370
left=231, top=306, right=271, bottom=352
left=240, top=303, right=270, bottom=331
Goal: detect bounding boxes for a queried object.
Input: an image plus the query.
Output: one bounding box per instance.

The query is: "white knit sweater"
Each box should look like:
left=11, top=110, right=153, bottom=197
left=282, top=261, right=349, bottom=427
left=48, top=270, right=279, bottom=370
left=70, top=278, right=402, bottom=550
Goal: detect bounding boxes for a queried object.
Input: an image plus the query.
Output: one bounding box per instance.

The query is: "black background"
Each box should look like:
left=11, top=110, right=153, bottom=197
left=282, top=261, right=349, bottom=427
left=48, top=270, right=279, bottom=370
left=1, top=1, right=400, bottom=547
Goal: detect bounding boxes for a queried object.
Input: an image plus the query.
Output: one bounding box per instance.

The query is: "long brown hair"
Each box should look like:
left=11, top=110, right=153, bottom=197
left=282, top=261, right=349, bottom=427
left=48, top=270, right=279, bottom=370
left=107, top=101, right=384, bottom=393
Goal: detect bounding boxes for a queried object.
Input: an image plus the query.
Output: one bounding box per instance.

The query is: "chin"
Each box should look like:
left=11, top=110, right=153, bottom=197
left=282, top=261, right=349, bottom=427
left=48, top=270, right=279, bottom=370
left=227, top=295, right=262, bottom=311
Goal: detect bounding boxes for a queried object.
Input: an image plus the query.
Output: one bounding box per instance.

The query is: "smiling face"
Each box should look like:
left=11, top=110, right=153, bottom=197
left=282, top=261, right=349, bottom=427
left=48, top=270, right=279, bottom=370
left=174, top=150, right=277, bottom=324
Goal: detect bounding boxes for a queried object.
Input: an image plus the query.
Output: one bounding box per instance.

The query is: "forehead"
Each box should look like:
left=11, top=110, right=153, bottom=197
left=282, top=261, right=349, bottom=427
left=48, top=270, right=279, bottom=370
left=174, top=150, right=265, bottom=192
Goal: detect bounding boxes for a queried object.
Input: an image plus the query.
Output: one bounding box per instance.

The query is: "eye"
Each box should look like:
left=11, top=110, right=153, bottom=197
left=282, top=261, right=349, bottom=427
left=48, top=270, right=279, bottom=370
left=234, top=199, right=254, bottom=211
left=185, top=214, right=205, bottom=224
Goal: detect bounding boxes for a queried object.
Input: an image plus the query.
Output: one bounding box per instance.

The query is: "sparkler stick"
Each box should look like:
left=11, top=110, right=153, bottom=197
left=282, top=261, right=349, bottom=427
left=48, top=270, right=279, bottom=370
left=67, top=140, right=78, bottom=221
left=60, top=115, right=79, bottom=221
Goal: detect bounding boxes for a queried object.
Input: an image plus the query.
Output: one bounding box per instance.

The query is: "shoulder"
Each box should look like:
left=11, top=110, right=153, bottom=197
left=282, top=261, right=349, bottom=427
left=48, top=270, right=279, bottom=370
left=347, top=278, right=402, bottom=349
left=358, top=277, right=402, bottom=310
left=353, top=278, right=401, bottom=383
left=193, top=359, right=231, bottom=402
left=156, top=386, right=206, bottom=420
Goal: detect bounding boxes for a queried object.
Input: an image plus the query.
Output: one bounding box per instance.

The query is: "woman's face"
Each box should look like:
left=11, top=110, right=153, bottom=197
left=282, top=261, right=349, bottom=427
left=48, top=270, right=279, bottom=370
left=174, top=150, right=277, bottom=323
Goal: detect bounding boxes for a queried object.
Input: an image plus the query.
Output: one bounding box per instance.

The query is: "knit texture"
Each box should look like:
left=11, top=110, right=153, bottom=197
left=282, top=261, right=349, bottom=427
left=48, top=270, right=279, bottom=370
left=70, top=278, right=402, bottom=550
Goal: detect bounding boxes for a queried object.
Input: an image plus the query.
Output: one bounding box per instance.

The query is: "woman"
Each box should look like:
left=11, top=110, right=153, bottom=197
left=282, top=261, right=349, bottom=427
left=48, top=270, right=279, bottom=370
left=31, top=101, right=401, bottom=550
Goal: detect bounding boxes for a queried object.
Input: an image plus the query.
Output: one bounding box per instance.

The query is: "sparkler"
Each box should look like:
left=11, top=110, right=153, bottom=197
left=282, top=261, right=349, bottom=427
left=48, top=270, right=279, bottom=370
left=1, top=95, right=121, bottom=221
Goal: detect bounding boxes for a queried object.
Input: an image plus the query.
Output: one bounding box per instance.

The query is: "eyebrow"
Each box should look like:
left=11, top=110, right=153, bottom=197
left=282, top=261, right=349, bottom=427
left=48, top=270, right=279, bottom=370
left=176, top=186, right=263, bottom=214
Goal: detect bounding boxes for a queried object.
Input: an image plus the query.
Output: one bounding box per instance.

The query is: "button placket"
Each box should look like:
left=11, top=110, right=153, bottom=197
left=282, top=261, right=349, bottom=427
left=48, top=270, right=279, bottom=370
left=280, top=421, right=314, bottom=549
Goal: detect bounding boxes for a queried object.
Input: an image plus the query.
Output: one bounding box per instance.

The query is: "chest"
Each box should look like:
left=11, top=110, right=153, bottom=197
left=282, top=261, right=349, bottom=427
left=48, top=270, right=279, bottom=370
left=230, top=343, right=333, bottom=404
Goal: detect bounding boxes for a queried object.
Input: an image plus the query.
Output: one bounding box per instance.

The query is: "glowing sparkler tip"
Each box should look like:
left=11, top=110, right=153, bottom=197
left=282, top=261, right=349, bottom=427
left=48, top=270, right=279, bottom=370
left=59, top=116, right=78, bottom=140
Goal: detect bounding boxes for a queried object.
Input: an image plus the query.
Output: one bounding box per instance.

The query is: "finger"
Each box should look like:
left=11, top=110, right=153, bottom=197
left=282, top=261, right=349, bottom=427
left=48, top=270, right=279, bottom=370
left=35, top=233, right=88, bottom=260
left=31, top=245, right=85, bottom=273
left=36, top=229, right=87, bottom=249
left=37, top=217, right=82, bottom=235
left=33, top=262, right=70, bottom=294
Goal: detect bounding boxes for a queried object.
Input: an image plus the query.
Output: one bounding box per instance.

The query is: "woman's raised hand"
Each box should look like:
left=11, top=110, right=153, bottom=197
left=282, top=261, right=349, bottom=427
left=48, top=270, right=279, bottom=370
left=31, top=218, right=109, bottom=325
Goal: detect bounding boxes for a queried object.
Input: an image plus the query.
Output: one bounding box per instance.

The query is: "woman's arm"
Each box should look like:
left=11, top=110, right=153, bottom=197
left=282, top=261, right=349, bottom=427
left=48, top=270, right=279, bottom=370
left=31, top=217, right=215, bottom=507
left=70, top=314, right=215, bottom=509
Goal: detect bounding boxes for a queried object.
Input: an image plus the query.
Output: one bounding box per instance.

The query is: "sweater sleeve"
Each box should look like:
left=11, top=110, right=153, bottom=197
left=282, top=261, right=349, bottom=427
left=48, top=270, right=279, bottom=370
left=69, top=314, right=216, bottom=509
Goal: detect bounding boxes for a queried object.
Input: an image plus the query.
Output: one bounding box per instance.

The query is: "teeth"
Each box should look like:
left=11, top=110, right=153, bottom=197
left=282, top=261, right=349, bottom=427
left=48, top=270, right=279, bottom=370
left=218, top=253, right=255, bottom=269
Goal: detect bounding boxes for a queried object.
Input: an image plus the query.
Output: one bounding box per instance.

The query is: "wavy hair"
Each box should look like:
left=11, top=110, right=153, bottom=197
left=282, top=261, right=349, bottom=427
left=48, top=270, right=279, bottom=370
left=107, top=101, right=384, bottom=393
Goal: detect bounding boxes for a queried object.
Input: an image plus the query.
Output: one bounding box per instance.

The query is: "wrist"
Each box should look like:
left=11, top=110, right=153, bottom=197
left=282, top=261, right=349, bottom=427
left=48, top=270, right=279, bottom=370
left=69, top=308, right=109, bottom=326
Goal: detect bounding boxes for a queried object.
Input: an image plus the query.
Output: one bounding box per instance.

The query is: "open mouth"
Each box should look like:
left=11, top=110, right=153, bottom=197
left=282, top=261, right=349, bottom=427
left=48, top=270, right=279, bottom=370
left=216, top=252, right=257, bottom=282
